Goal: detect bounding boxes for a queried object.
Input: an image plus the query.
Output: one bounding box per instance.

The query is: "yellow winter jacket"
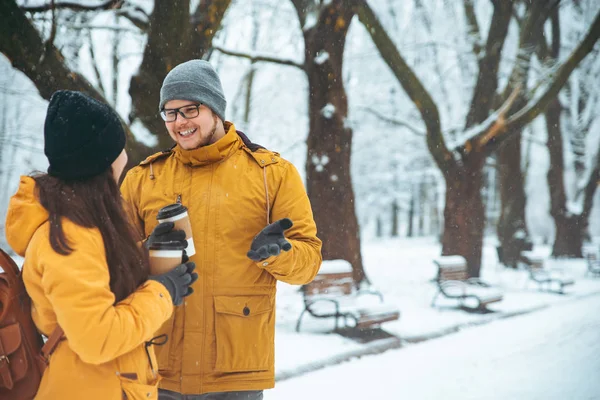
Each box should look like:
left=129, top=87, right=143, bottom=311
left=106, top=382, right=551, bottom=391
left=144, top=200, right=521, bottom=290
left=4, top=177, right=174, bottom=400
left=120, top=122, right=322, bottom=394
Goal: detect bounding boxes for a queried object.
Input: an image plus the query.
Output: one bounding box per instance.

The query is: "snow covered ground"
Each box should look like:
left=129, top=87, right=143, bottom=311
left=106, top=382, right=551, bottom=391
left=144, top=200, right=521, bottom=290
left=267, top=292, right=600, bottom=400
left=273, top=236, right=600, bottom=382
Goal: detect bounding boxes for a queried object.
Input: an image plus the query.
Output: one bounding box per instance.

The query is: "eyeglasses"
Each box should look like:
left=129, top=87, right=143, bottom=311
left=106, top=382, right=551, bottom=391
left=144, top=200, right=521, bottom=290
left=160, top=103, right=202, bottom=122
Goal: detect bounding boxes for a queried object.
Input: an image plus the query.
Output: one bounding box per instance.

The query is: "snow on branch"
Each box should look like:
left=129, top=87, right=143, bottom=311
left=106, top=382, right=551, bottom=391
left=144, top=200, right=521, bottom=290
left=504, top=10, right=600, bottom=135
left=449, top=86, right=520, bottom=153
left=115, top=4, right=149, bottom=31
left=476, top=85, right=521, bottom=149
left=20, top=0, right=123, bottom=13
left=212, top=45, right=304, bottom=70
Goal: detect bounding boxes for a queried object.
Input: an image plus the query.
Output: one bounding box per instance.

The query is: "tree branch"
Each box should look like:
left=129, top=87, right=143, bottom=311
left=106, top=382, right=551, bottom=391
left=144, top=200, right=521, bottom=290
left=20, top=0, right=123, bottom=13
left=463, top=0, right=482, bottom=56
left=357, top=106, right=425, bottom=136
left=0, top=0, right=150, bottom=161
left=355, top=0, right=451, bottom=171
left=86, top=29, right=106, bottom=96
left=212, top=45, right=305, bottom=70
left=476, top=85, right=520, bottom=151
left=128, top=0, right=231, bottom=149
left=464, top=0, right=513, bottom=129
left=290, top=0, right=321, bottom=32
left=581, top=159, right=600, bottom=222
left=115, top=5, right=149, bottom=31
left=500, top=0, right=557, bottom=100
left=493, top=10, right=600, bottom=149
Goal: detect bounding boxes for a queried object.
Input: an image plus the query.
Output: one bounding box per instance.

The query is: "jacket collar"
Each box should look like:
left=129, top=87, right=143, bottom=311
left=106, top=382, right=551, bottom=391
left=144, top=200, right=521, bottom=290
left=173, top=122, right=240, bottom=167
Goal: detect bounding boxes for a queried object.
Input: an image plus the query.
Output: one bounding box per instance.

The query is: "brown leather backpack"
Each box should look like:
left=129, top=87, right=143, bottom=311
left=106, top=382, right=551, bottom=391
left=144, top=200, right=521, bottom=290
left=0, top=248, right=63, bottom=400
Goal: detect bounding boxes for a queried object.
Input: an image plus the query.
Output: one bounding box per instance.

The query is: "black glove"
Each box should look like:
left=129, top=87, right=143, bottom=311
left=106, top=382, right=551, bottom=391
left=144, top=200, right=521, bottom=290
left=148, top=262, right=198, bottom=306
left=247, top=218, right=293, bottom=261
left=145, top=221, right=187, bottom=249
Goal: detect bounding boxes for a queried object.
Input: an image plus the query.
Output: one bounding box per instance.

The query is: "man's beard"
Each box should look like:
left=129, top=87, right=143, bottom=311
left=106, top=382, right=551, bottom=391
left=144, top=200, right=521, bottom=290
left=195, top=114, right=219, bottom=149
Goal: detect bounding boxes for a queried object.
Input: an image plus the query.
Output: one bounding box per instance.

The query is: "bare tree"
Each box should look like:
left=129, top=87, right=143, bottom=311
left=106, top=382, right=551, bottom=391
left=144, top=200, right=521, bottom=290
left=356, top=0, right=600, bottom=276
left=0, top=0, right=231, bottom=163
left=497, top=1, right=560, bottom=268
left=128, top=0, right=231, bottom=150
left=290, top=0, right=367, bottom=284
left=542, top=5, right=600, bottom=257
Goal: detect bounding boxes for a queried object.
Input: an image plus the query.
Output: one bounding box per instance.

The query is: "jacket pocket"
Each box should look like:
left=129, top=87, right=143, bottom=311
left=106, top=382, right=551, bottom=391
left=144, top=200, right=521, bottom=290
left=214, top=295, right=274, bottom=373
left=155, top=314, right=175, bottom=373
left=0, top=323, right=29, bottom=389
left=119, top=375, right=159, bottom=400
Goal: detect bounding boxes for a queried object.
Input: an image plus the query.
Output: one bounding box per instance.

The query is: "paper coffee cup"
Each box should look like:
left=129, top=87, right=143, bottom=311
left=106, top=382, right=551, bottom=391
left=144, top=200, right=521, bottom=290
left=148, top=242, right=184, bottom=275
left=157, top=204, right=195, bottom=257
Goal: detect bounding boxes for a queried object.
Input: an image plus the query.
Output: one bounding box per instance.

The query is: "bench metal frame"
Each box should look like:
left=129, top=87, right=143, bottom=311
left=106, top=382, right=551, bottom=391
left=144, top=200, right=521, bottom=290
left=296, top=272, right=399, bottom=332
left=431, top=256, right=503, bottom=311
left=520, top=252, right=574, bottom=294
left=585, top=252, right=600, bottom=277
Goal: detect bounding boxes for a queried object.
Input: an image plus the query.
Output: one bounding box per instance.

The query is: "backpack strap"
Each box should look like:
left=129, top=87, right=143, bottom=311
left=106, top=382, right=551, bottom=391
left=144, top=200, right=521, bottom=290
left=0, top=249, right=64, bottom=363
left=0, top=249, right=19, bottom=283
left=40, top=326, right=64, bottom=364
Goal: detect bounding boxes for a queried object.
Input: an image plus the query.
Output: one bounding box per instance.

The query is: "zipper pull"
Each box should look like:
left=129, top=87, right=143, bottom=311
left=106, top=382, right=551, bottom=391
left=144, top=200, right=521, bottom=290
left=176, top=194, right=182, bottom=204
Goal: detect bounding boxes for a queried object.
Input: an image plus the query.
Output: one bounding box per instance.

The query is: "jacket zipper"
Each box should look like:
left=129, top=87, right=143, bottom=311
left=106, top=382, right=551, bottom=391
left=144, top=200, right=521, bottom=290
left=176, top=194, right=182, bottom=204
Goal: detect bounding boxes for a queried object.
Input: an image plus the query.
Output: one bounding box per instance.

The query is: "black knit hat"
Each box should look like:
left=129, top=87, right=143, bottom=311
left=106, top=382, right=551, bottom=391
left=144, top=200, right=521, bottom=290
left=44, top=90, right=126, bottom=180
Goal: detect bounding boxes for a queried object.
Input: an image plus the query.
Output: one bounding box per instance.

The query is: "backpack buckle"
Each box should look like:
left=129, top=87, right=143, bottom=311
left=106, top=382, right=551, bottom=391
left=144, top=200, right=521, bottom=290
left=0, top=355, right=9, bottom=365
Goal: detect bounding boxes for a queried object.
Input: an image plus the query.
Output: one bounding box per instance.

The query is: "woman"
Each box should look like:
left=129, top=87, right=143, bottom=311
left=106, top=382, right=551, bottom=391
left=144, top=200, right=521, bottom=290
left=4, top=90, right=196, bottom=399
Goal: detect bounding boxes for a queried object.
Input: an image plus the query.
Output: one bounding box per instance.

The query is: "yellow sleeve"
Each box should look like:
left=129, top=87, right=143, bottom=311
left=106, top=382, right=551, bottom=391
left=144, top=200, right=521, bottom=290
left=256, top=161, right=322, bottom=285
left=40, top=227, right=173, bottom=365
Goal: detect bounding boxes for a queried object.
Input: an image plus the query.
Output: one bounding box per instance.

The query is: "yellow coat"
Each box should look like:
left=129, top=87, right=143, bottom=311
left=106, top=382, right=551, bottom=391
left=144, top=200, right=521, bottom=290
left=120, top=123, right=322, bottom=394
left=5, top=177, right=174, bottom=400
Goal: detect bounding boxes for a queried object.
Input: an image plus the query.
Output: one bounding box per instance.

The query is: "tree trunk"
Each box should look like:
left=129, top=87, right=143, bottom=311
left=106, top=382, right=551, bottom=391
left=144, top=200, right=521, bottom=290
left=391, top=200, right=399, bottom=237
left=497, top=130, right=528, bottom=267
left=407, top=191, right=415, bottom=238
left=418, top=181, right=426, bottom=236
left=546, top=97, right=584, bottom=257
left=441, top=159, right=486, bottom=277
left=0, top=0, right=151, bottom=162
left=376, top=216, right=383, bottom=238
left=300, top=2, right=367, bottom=284
left=553, top=215, right=585, bottom=257
left=129, top=0, right=231, bottom=149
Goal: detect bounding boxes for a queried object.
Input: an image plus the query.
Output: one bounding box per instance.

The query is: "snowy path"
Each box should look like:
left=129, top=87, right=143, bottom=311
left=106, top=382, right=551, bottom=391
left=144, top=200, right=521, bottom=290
left=267, top=293, right=600, bottom=400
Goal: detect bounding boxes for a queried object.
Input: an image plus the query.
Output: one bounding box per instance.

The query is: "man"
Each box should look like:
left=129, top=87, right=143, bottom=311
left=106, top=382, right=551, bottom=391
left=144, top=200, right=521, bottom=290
left=121, top=60, right=322, bottom=399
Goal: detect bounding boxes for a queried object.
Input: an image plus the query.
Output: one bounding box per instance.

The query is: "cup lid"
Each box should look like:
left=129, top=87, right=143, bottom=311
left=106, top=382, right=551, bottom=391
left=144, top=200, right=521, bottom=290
left=148, top=241, right=186, bottom=251
left=157, top=203, right=188, bottom=220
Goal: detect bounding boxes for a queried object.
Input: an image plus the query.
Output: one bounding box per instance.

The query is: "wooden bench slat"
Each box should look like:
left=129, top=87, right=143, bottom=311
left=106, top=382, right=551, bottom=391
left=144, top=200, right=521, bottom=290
left=297, top=266, right=400, bottom=332
left=432, top=256, right=504, bottom=310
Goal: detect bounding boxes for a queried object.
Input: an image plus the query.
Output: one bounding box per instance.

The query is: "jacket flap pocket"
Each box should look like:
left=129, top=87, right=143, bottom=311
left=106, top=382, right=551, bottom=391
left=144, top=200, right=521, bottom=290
left=119, top=376, right=159, bottom=400
left=214, top=295, right=273, bottom=317
left=0, top=323, right=22, bottom=355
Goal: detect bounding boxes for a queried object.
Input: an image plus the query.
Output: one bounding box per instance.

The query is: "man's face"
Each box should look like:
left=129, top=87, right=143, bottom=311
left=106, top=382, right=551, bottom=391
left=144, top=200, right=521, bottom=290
left=163, top=99, right=218, bottom=150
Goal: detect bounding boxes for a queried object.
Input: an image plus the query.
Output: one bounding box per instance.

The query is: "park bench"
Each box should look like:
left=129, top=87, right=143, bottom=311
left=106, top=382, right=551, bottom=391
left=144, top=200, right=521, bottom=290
left=519, top=251, right=575, bottom=293
left=584, top=250, right=600, bottom=277
left=295, top=260, right=400, bottom=332
left=431, top=256, right=503, bottom=311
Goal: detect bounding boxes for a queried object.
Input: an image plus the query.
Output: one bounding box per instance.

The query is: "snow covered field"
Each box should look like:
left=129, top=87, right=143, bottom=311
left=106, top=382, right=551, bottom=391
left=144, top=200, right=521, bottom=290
left=267, top=292, right=600, bottom=400
left=273, top=236, right=600, bottom=385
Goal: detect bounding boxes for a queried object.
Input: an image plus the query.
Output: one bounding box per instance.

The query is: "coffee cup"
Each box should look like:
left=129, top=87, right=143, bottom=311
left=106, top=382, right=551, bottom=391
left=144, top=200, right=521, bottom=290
left=148, top=241, right=185, bottom=275
left=157, top=203, right=195, bottom=257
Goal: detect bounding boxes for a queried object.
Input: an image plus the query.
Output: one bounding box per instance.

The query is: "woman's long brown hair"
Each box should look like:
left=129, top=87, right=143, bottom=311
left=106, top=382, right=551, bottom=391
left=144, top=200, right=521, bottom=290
left=34, top=169, right=148, bottom=303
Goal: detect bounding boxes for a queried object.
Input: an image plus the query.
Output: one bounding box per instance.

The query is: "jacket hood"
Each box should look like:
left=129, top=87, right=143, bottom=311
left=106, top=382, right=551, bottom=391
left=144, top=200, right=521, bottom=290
left=5, top=176, right=49, bottom=256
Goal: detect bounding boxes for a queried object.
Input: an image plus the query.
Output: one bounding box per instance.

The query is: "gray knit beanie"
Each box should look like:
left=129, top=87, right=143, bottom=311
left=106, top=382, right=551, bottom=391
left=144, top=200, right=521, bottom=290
left=159, top=60, right=227, bottom=122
